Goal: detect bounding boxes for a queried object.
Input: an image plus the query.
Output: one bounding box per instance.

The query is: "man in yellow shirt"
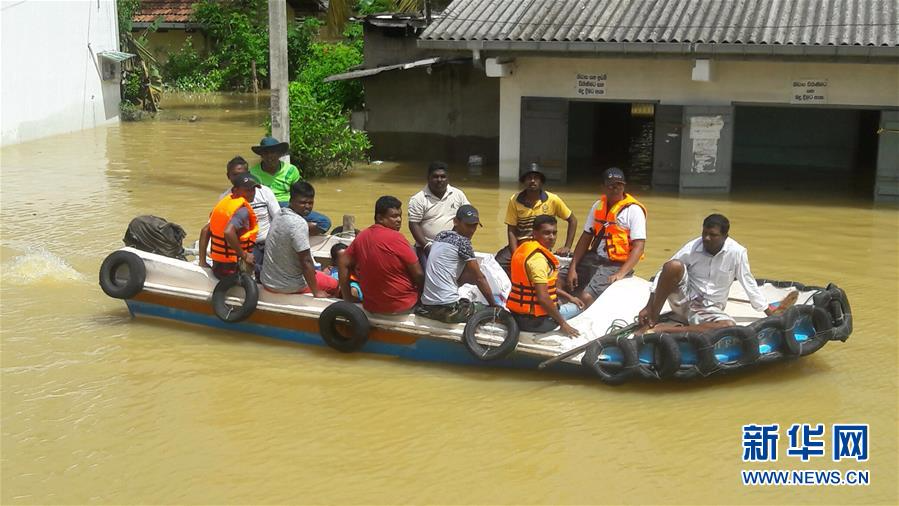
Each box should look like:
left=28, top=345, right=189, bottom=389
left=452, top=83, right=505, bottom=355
left=506, top=215, right=583, bottom=336
left=494, top=164, right=578, bottom=273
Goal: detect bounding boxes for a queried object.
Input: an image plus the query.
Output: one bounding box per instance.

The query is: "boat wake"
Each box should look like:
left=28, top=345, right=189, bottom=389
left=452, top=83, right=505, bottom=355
left=2, top=249, right=83, bottom=285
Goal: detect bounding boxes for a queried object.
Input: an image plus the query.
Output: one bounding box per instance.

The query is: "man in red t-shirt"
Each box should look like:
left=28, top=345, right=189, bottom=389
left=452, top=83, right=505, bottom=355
left=338, top=196, right=424, bottom=314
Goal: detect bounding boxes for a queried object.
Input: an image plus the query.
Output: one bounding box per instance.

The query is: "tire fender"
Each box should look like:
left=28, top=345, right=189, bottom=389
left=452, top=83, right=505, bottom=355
left=212, top=273, right=259, bottom=323
left=99, top=250, right=146, bottom=299
left=462, top=308, right=520, bottom=361
left=635, top=333, right=681, bottom=380
left=696, top=326, right=759, bottom=375
left=318, top=301, right=370, bottom=353
left=581, top=335, right=639, bottom=386
left=783, top=305, right=833, bottom=356
left=748, top=315, right=787, bottom=363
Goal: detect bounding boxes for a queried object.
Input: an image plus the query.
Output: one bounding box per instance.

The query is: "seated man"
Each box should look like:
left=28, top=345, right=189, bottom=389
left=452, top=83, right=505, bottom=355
left=408, top=161, right=470, bottom=265
left=327, top=243, right=362, bottom=301
left=638, top=214, right=797, bottom=334
left=199, top=174, right=259, bottom=280
left=219, top=156, right=280, bottom=274
left=416, top=205, right=498, bottom=324
left=286, top=182, right=328, bottom=236
left=507, top=215, right=584, bottom=337
left=564, top=168, right=646, bottom=309
left=338, top=196, right=424, bottom=315
left=495, top=164, right=577, bottom=274
left=260, top=182, right=338, bottom=297
left=249, top=136, right=331, bottom=234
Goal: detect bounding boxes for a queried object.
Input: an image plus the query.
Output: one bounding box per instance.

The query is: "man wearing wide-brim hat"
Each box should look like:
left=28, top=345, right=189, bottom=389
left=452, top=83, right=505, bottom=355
left=249, top=136, right=331, bottom=234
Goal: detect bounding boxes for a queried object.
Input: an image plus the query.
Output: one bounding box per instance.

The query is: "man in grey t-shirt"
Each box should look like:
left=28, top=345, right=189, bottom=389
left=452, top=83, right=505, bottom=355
left=416, top=205, right=498, bottom=324
left=261, top=182, right=338, bottom=297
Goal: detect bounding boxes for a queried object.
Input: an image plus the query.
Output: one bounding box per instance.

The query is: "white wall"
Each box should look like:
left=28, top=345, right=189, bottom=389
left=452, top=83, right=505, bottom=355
left=498, top=56, right=899, bottom=180
left=1, top=0, right=121, bottom=146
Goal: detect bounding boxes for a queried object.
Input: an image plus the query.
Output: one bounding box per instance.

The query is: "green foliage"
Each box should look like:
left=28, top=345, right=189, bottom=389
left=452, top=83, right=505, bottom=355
left=122, top=71, right=142, bottom=102
left=287, top=81, right=370, bottom=177
left=287, top=17, right=322, bottom=80
left=117, top=0, right=140, bottom=33
left=298, top=42, right=364, bottom=111
left=192, top=0, right=269, bottom=91
left=356, top=0, right=395, bottom=15
left=161, top=38, right=224, bottom=92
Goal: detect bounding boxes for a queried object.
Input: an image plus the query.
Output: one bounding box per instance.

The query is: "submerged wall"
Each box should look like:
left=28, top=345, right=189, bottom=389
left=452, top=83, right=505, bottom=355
left=1, top=0, right=122, bottom=146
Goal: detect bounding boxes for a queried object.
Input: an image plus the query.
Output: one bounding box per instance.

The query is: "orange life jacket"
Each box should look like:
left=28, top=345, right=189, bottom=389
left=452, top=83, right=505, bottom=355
left=209, top=194, right=258, bottom=264
left=507, top=240, right=558, bottom=317
left=591, top=193, right=646, bottom=262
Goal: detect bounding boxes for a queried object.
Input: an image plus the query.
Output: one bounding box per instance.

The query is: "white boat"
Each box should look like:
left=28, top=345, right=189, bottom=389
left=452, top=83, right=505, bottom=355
left=98, top=238, right=853, bottom=385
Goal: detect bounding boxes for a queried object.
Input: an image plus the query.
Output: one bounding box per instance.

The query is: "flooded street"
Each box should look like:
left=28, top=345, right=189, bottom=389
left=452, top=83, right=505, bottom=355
left=1, top=93, right=897, bottom=504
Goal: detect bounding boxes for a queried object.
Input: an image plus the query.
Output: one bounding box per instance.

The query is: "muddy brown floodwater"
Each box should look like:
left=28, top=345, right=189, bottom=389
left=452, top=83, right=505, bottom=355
left=1, top=93, right=897, bottom=504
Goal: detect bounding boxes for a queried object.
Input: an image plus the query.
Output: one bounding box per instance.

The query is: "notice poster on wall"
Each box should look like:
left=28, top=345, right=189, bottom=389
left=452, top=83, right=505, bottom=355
left=791, top=78, right=828, bottom=104
left=689, top=116, right=724, bottom=174
left=576, top=73, right=607, bottom=97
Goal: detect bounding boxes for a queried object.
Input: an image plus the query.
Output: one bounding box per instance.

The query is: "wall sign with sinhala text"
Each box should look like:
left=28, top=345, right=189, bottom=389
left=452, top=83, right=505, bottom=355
left=576, top=73, right=607, bottom=97
left=791, top=79, right=828, bottom=104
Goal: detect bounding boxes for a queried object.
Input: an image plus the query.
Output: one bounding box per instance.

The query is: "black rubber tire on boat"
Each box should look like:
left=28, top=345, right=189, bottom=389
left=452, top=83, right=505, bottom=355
left=814, top=284, right=852, bottom=342
left=581, top=335, right=639, bottom=386
left=99, top=250, right=146, bottom=299
left=318, top=301, right=370, bottom=353
left=696, top=326, right=759, bottom=375
left=635, top=333, right=681, bottom=380
left=462, top=308, right=520, bottom=361
left=782, top=305, right=833, bottom=357
left=668, top=332, right=708, bottom=380
left=749, top=315, right=788, bottom=364
left=212, top=273, right=259, bottom=323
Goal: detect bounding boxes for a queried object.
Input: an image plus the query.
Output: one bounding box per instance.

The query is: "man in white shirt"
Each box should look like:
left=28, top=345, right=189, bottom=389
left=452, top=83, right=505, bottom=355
left=218, top=156, right=281, bottom=276
left=563, top=168, right=647, bottom=309
left=408, top=161, right=470, bottom=264
left=638, top=214, right=794, bottom=334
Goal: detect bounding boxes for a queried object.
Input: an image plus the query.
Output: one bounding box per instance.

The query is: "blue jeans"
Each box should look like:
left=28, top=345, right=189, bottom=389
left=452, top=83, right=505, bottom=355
left=279, top=201, right=331, bottom=234
left=558, top=302, right=582, bottom=320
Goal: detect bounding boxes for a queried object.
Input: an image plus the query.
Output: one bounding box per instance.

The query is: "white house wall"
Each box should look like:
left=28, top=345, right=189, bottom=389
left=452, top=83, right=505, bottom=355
left=1, top=0, right=121, bottom=147
left=498, top=56, right=899, bottom=180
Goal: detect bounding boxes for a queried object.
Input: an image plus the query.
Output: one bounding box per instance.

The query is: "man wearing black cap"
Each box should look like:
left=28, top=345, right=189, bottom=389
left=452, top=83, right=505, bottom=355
left=417, top=205, right=499, bottom=323
left=198, top=173, right=260, bottom=280
left=494, top=163, right=578, bottom=274
left=564, top=167, right=647, bottom=308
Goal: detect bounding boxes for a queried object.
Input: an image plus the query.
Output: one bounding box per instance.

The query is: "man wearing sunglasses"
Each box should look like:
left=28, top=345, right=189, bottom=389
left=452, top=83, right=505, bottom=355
left=562, top=167, right=647, bottom=309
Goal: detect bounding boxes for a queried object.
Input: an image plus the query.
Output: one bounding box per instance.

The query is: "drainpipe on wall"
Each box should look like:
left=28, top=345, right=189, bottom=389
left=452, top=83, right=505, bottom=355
left=424, top=0, right=432, bottom=25
left=472, top=48, right=484, bottom=69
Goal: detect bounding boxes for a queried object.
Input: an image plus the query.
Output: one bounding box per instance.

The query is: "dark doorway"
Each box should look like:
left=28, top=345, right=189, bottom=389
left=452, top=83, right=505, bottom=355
left=732, top=106, right=880, bottom=197
left=567, top=102, right=655, bottom=185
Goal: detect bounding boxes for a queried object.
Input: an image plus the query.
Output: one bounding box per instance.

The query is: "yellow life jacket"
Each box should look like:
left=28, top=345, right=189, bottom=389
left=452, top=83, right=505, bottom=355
left=209, top=194, right=258, bottom=263
left=592, top=193, right=646, bottom=262
left=507, top=240, right=558, bottom=317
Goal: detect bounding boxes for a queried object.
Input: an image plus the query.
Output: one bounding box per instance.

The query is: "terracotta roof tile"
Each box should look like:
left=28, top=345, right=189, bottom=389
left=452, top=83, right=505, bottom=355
left=133, top=0, right=195, bottom=24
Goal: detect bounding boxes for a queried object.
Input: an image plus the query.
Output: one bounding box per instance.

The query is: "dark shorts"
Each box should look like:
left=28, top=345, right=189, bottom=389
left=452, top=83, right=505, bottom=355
left=212, top=261, right=238, bottom=280
left=559, top=251, right=632, bottom=298
left=494, top=245, right=513, bottom=274
left=415, top=299, right=485, bottom=324
left=513, top=313, right=559, bottom=333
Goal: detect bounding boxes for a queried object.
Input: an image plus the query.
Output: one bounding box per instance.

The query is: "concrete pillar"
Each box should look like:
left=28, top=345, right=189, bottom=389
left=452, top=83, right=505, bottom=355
left=268, top=0, right=289, bottom=145
left=875, top=110, right=899, bottom=203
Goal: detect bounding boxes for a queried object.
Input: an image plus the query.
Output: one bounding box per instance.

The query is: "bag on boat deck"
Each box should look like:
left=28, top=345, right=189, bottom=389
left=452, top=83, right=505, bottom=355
left=123, top=215, right=187, bottom=260
left=458, top=253, right=512, bottom=306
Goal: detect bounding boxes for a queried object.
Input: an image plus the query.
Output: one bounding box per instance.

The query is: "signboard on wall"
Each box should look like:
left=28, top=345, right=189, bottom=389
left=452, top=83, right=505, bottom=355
left=576, top=73, right=607, bottom=97
left=791, top=79, right=828, bottom=104
left=689, top=116, right=724, bottom=173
